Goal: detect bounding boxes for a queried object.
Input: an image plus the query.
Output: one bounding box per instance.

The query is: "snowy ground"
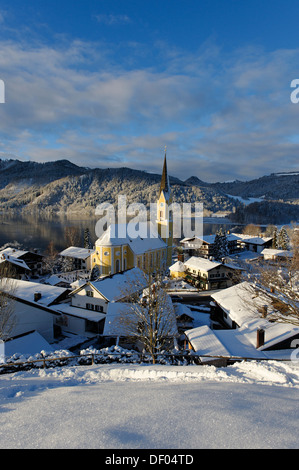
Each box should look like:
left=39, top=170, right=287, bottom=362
left=0, top=360, right=299, bottom=449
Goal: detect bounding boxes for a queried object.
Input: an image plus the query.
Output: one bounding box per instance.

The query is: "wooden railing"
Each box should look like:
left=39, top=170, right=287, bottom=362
left=0, top=350, right=293, bottom=375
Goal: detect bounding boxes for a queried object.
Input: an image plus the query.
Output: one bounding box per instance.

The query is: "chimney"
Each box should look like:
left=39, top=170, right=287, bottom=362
left=34, top=292, right=42, bottom=302
left=256, top=328, right=265, bottom=348
left=261, top=305, right=268, bottom=318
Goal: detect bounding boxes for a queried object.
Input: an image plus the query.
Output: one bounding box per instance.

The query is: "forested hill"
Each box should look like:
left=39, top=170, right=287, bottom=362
left=0, top=158, right=298, bottom=224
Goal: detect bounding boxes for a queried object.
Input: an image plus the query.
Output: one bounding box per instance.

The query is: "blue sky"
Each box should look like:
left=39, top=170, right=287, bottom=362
left=0, top=0, right=299, bottom=182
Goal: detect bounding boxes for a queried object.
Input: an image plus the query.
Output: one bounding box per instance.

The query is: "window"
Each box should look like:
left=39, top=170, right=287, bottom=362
left=115, top=259, right=120, bottom=272
left=86, top=303, right=94, bottom=310
left=86, top=290, right=94, bottom=297
left=95, top=305, right=104, bottom=312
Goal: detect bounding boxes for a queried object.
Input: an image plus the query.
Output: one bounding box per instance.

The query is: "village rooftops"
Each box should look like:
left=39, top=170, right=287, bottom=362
left=185, top=322, right=298, bottom=361
left=186, top=282, right=299, bottom=360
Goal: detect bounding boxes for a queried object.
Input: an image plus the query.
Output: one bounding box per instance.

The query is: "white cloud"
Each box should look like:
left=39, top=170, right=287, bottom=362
left=0, top=38, right=299, bottom=181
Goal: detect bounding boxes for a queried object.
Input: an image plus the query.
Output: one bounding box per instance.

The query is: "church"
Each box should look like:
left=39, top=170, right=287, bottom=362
left=91, top=152, right=173, bottom=276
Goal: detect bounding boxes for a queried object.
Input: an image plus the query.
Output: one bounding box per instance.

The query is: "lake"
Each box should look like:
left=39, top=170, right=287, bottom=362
left=0, top=213, right=242, bottom=254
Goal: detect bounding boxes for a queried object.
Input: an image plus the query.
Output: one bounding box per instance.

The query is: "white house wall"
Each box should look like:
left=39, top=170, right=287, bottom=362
left=71, top=286, right=108, bottom=312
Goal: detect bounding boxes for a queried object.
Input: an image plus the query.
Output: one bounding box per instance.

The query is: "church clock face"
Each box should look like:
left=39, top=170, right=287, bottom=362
left=160, top=202, right=164, bottom=207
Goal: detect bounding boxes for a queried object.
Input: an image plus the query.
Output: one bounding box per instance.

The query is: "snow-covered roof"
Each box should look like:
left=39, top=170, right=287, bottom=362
left=186, top=321, right=299, bottom=360
left=169, top=261, right=186, bottom=272
left=51, top=302, right=106, bottom=322
left=184, top=256, right=222, bottom=272
left=0, top=278, right=69, bottom=307
left=211, top=281, right=269, bottom=326
left=60, top=246, right=94, bottom=259
left=74, top=267, right=148, bottom=302
left=232, top=233, right=273, bottom=245
left=0, top=253, right=31, bottom=270
left=173, top=303, right=194, bottom=319
left=186, top=325, right=230, bottom=358
left=181, top=234, right=240, bottom=245
left=261, top=248, right=291, bottom=257
left=0, top=247, right=29, bottom=258
left=211, top=282, right=299, bottom=346
left=96, top=222, right=167, bottom=254
left=1, top=331, right=54, bottom=361
left=45, top=275, right=70, bottom=286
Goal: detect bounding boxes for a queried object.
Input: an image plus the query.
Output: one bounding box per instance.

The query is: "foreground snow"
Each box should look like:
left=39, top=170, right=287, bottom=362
left=0, top=360, right=299, bottom=449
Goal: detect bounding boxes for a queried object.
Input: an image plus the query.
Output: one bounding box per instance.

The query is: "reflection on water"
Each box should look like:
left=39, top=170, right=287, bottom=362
left=0, top=213, right=241, bottom=254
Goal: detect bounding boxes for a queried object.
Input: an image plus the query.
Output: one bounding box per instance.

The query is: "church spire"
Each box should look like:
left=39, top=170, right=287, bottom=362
left=159, top=146, right=170, bottom=197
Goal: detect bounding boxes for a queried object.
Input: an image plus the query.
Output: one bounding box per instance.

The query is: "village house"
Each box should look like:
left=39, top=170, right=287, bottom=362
left=50, top=268, right=148, bottom=339
left=0, top=247, right=44, bottom=279
left=180, top=233, right=240, bottom=259
left=233, top=233, right=273, bottom=253
left=183, top=256, right=242, bottom=290
left=0, top=278, right=70, bottom=343
left=169, top=260, right=186, bottom=279
left=59, top=246, right=94, bottom=271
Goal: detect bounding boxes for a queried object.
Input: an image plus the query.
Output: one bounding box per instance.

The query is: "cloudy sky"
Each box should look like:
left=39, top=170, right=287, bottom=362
left=0, top=0, right=299, bottom=182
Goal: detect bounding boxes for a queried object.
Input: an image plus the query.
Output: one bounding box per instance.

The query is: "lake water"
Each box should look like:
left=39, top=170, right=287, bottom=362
left=0, top=213, right=242, bottom=254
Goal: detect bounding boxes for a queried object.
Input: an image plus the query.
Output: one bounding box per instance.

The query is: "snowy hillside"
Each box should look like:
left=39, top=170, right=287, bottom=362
left=0, top=360, right=299, bottom=449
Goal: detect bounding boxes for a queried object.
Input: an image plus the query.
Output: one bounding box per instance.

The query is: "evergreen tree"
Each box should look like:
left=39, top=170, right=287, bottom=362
left=84, top=228, right=92, bottom=249
left=277, top=226, right=289, bottom=250
left=213, top=228, right=229, bottom=261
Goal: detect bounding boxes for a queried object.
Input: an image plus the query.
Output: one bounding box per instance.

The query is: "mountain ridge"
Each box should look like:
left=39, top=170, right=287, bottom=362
left=0, top=158, right=298, bottom=224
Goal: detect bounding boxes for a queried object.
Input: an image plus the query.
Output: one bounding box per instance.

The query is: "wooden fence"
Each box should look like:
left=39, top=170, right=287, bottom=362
left=0, top=350, right=293, bottom=375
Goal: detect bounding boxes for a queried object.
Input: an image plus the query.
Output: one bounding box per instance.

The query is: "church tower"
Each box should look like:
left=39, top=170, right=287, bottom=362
left=157, top=148, right=173, bottom=267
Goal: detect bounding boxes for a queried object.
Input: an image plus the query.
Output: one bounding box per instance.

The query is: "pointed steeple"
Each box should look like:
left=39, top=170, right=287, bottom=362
left=159, top=147, right=170, bottom=198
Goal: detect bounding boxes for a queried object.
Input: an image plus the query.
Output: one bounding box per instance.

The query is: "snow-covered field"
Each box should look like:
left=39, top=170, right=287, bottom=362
left=0, top=360, right=299, bottom=449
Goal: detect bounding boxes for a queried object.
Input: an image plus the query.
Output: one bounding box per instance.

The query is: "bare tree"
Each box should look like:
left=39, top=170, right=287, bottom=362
left=64, top=226, right=81, bottom=247
left=242, top=224, right=261, bottom=236
left=116, top=270, right=178, bottom=363
left=43, top=241, right=60, bottom=274
left=243, top=245, right=299, bottom=326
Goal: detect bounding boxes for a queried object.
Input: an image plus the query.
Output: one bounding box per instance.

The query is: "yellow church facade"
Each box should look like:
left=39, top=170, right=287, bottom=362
left=91, top=154, right=173, bottom=276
